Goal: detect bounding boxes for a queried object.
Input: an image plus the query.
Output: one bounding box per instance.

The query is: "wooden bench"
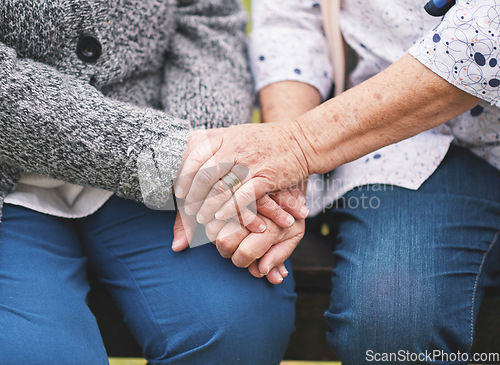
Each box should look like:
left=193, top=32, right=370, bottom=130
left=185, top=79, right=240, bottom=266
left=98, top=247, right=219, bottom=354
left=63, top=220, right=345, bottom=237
left=88, top=215, right=500, bottom=361
left=108, top=360, right=341, bottom=365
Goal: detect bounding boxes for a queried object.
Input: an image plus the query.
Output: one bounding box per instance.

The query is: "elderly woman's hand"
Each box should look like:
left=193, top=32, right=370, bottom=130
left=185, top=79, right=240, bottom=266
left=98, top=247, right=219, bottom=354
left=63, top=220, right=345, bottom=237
left=205, top=213, right=305, bottom=284
left=175, top=55, right=483, bottom=227
left=172, top=202, right=305, bottom=284
left=175, top=122, right=310, bottom=225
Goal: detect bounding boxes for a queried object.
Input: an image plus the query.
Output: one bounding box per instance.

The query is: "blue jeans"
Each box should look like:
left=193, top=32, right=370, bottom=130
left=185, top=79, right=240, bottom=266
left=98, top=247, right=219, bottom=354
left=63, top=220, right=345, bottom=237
left=325, top=145, right=500, bottom=364
left=0, top=196, right=296, bottom=365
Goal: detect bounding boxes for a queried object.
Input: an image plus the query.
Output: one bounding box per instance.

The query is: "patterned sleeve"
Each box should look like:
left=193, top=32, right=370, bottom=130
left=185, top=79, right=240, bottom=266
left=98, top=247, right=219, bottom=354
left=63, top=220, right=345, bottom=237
left=409, top=0, right=500, bottom=107
left=248, top=0, right=333, bottom=100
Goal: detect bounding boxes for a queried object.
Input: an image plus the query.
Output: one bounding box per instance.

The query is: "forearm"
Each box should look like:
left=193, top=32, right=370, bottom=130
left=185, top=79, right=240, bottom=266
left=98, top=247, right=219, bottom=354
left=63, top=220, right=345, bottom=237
left=293, top=53, right=480, bottom=175
left=259, top=81, right=321, bottom=123
left=260, top=81, right=320, bottom=196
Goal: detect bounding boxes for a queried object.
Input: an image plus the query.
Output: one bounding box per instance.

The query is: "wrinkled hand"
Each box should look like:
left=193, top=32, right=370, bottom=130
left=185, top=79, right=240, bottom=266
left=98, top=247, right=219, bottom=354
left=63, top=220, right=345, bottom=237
left=175, top=122, right=310, bottom=226
left=171, top=188, right=307, bottom=251
left=257, top=187, right=309, bottom=227
left=172, top=203, right=305, bottom=284
left=172, top=188, right=307, bottom=284
left=206, top=215, right=305, bottom=284
left=171, top=187, right=308, bottom=249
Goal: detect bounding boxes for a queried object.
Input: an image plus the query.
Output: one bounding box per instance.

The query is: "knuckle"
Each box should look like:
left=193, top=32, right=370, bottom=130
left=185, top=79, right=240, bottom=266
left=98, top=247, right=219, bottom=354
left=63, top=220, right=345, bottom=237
left=258, top=195, right=274, bottom=210
left=210, top=184, right=231, bottom=203
left=237, top=189, right=255, bottom=206
left=286, top=196, right=300, bottom=210
left=216, top=232, right=237, bottom=252
left=216, top=235, right=230, bottom=249
left=240, top=210, right=257, bottom=226
left=189, top=150, right=203, bottom=166
left=215, top=241, right=233, bottom=259
left=196, top=168, right=214, bottom=187
left=235, top=247, right=260, bottom=266
left=270, top=204, right=284, bottom=218
left=276, top=191, right=295, bottom=208
left=172, top=221, right=183, bottom=232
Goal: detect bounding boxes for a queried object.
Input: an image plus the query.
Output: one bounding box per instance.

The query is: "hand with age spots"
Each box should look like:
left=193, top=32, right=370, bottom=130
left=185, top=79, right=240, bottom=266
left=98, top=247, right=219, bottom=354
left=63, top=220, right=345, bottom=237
left=171, top=128, right=309, bottom=283
left=172, top=55, right=479, bottom=286
left=171, top=55, right=480, bottom=284
left=174, top=123, right=311, bottom=228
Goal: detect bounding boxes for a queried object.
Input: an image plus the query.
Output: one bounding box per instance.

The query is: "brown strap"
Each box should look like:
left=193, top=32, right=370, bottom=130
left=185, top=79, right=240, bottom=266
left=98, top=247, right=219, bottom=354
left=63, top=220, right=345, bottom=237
left=320, top=0, right=345, bottom=95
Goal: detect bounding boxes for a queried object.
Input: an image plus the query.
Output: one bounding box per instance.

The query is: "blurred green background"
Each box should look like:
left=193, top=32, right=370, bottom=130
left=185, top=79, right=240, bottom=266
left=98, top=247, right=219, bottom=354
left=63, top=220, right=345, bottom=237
left=240, top=0, right=260, bottom=123
left=242, top=0, right=250, bottom=14
left=241, top=0, right=251, bottom=32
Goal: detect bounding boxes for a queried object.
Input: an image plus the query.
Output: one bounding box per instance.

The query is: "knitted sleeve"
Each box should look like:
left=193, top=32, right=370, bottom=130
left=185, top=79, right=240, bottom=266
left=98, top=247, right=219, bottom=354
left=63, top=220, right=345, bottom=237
left=0, top=42, right=189, bottom=206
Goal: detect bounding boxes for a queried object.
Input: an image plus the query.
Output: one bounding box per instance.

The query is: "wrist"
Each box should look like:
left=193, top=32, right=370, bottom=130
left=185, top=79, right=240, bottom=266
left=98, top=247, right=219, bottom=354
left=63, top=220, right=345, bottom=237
left=285, top=119, right=315, bottom=178
left=289, top=106, right=346, bottom=175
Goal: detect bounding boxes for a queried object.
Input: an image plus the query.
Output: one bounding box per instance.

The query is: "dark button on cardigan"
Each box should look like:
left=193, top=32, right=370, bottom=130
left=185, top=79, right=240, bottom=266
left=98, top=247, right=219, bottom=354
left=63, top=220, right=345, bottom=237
left=76, top=35, right=102, bottom=63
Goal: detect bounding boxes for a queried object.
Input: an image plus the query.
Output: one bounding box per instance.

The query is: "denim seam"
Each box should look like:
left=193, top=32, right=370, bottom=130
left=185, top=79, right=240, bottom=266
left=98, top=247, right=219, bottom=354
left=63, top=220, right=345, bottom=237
left=468, top=229, right=500, bottom=351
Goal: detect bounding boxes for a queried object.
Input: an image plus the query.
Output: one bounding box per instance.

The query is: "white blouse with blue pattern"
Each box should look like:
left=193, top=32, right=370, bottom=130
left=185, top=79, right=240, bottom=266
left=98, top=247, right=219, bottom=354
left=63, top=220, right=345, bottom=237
left=249, top=0, right=500, bottom=215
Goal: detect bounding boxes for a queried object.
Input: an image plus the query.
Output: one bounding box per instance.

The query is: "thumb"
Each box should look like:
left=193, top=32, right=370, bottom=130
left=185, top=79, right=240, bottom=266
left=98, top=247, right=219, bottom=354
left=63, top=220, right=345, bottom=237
left=172, top=211, right=196, bottom=251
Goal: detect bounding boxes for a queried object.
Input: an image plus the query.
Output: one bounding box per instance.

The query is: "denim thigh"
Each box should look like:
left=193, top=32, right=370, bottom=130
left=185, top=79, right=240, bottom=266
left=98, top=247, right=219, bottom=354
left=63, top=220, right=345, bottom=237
left=325, top=146, right=500, bottom=365
left=77, top=196, right=296, bottom=365
left=0, top=204, right=108, bottom=365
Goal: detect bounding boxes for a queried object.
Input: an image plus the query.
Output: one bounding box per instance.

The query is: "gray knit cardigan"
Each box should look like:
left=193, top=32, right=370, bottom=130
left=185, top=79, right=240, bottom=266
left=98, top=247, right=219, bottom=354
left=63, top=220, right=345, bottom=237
left=0, top=0, right=252, bottom=216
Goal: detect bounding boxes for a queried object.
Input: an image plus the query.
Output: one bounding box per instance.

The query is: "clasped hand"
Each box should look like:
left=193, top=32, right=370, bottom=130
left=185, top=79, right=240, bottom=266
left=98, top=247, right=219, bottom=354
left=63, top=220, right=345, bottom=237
left=172, top=124, right=310, bottom=284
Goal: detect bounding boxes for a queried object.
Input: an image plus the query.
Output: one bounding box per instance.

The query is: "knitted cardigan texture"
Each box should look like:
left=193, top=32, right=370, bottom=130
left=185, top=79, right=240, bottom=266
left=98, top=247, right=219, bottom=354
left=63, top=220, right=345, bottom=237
left=0, top=0, right=252, bottom=215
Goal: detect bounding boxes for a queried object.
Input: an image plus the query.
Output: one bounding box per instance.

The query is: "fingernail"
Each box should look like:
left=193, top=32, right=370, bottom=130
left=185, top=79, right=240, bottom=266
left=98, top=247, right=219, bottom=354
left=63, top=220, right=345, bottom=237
left=277, top=276, right=284, bottom=283
left=258, top=223, right=267, bottom=233
left=215, top=210, right=225, bottom=220
left=300, top=206, right=309, bottom=218
left=175, top=186, right=184, bottom=198
left=172, top=240, right=182, bottom=251
left=260, top=265, right=271, bottom=276
left=279, top=266, right=289, bottom=277
left=196, top=213, right=206, bottom=224
left=286, top=215, right=295, bottom=227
